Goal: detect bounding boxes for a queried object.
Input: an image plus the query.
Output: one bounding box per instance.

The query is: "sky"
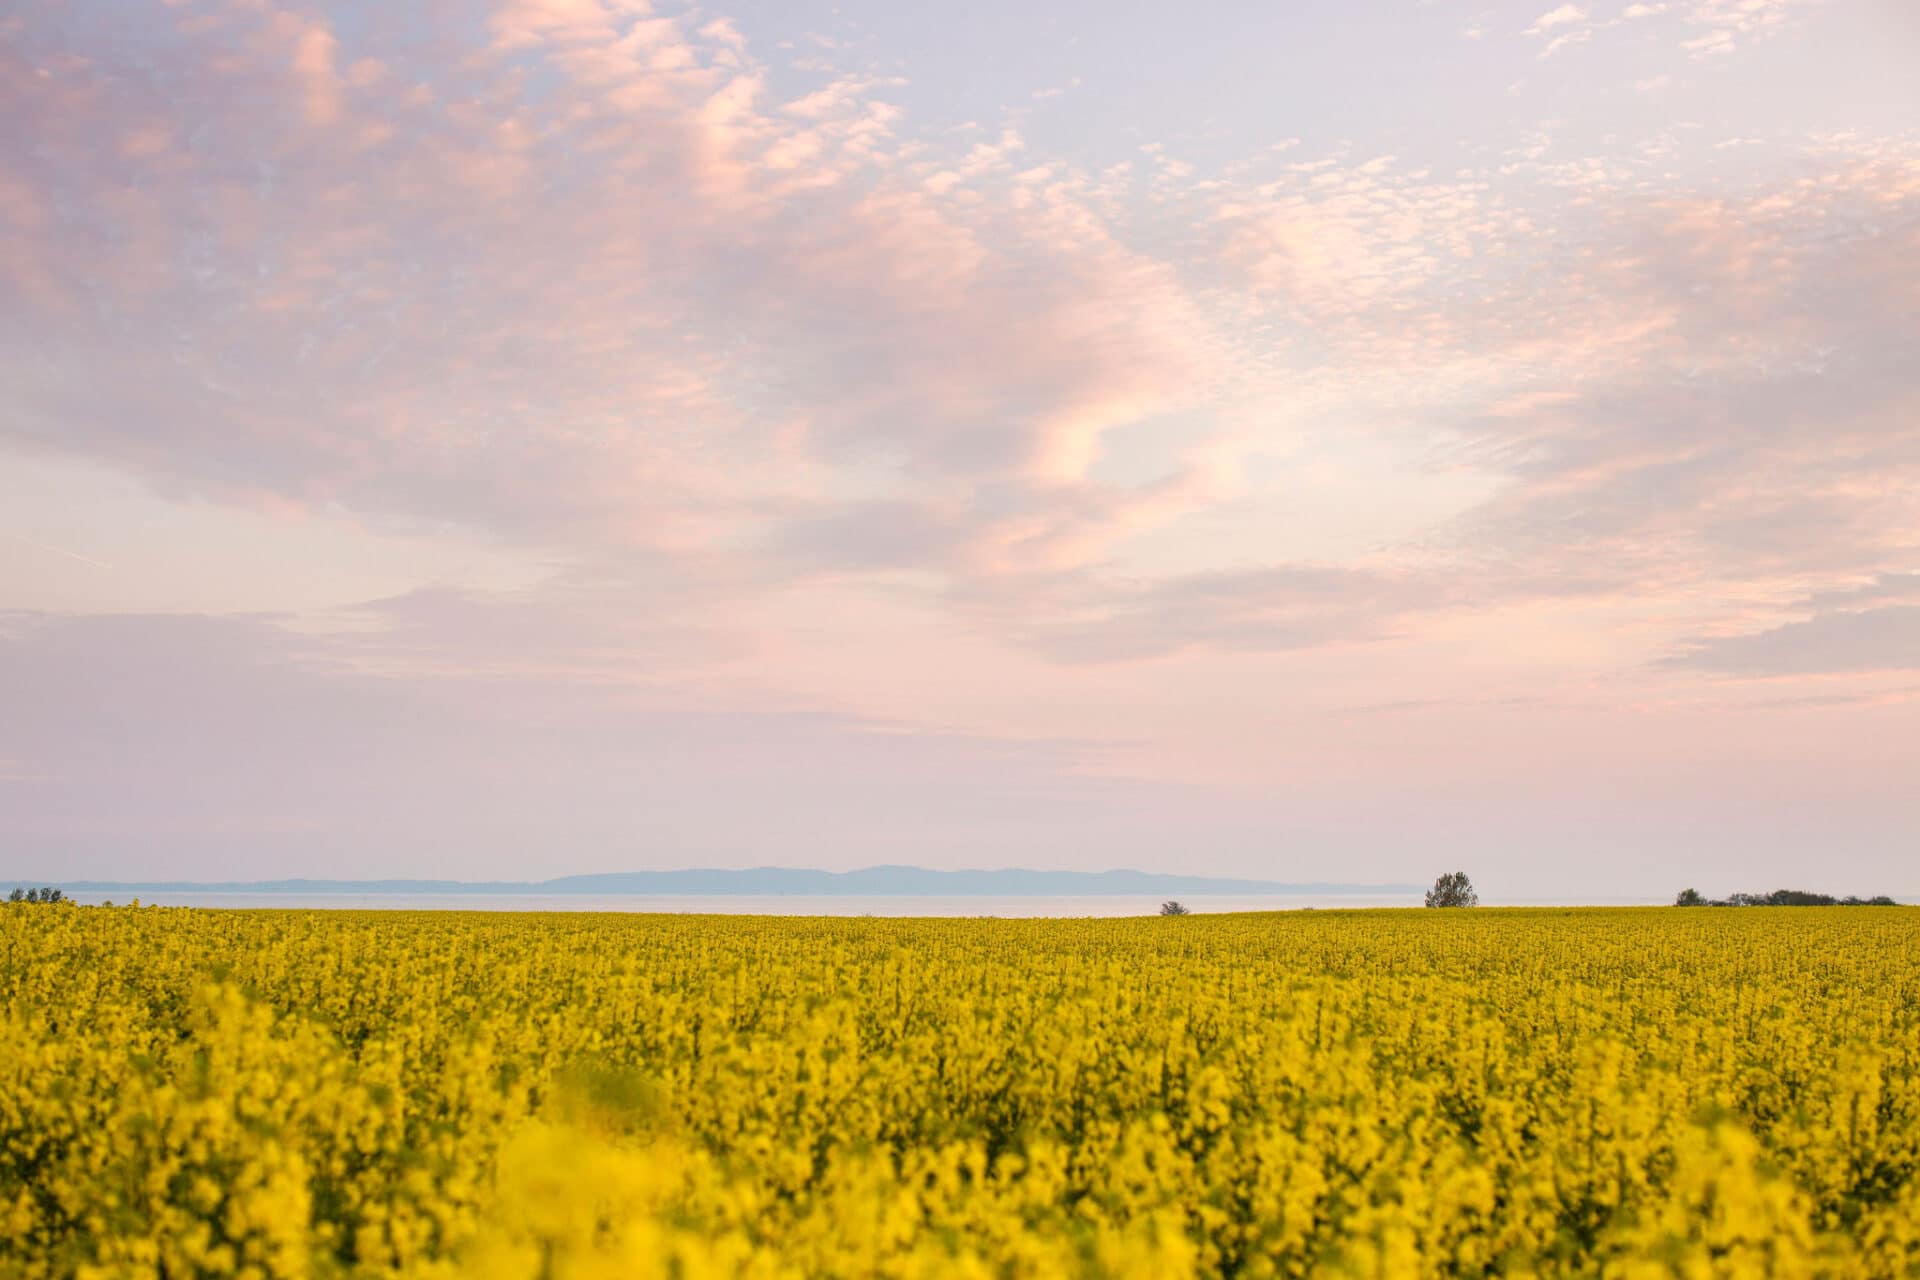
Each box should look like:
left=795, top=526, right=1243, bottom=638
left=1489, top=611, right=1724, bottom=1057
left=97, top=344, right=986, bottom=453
left=2, top=0, right=1917, bottom=897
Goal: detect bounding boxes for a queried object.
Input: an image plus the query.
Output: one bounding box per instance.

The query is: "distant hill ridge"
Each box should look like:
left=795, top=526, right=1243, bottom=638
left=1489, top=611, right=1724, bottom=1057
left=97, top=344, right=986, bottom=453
left=55, top=865, right=1421, bottom=896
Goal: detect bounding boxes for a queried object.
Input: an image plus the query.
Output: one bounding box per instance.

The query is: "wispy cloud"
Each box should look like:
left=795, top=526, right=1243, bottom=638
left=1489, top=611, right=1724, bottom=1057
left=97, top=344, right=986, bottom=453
left=1681, top=0, right=1827, bottom=56
left=1527, top=4, right=1590, bottom=33
left=1669, top=606, right=1920, bottom=676
left=1667, top=575, right=1920, bottom=676
left=1005, top=565, right=1448, bottom=663
left=1524, top=4, right=1594, bottom=55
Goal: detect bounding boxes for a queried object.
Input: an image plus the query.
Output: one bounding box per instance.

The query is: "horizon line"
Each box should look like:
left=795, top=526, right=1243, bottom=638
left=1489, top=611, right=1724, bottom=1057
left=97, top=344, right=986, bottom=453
left=36, top=864, right=1430, bottom=896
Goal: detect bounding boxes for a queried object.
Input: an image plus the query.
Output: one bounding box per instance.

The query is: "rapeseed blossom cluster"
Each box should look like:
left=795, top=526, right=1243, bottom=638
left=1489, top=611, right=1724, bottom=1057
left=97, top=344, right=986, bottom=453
left=2, top=905, right=1916, bottom=1277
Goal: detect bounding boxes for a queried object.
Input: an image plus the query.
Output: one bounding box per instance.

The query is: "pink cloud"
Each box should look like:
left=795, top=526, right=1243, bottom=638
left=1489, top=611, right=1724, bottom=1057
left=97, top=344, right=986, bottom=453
left=1, top=0, right=1226, bottom=588
left=2, top=0, right=1916, bottom=715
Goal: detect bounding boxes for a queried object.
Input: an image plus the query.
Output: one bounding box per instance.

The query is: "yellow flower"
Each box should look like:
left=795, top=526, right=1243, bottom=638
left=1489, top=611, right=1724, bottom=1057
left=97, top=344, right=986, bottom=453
left=1, top=904, right=1915, bottom=1277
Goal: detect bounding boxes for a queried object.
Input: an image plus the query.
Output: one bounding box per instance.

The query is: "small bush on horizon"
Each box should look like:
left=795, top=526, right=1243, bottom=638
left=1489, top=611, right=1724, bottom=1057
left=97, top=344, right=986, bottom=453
left=1159, top=900, right=1190, bottom=916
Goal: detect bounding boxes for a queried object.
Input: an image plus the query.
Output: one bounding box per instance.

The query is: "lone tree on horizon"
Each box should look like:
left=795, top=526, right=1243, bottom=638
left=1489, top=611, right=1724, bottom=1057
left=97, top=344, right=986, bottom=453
left=1425, top=872, right=1477, bottom=908
left=1159, top=900, right=1190, bottom=916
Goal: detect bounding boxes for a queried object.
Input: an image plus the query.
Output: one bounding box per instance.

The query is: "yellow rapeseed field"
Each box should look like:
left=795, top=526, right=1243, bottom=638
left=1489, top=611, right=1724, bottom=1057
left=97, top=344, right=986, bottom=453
left=2, top=904, right=1917, bottom=1278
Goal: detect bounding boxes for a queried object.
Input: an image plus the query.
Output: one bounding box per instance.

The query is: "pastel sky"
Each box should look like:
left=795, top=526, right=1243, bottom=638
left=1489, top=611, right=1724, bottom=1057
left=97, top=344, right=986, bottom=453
left=3, top=0, right=1917, bottom=897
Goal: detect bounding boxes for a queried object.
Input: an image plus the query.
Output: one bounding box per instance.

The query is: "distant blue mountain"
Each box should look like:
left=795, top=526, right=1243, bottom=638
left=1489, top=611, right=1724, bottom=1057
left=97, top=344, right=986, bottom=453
left=55, top=865, right=1419, bottom=896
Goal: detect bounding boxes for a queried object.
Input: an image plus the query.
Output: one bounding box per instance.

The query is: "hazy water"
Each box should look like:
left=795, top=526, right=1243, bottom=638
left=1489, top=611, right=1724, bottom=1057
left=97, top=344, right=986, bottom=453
left=64, top=891, right=1426, bottom=915
left=58, top=890, right=1668, bottom=914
